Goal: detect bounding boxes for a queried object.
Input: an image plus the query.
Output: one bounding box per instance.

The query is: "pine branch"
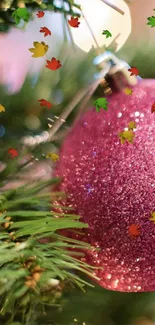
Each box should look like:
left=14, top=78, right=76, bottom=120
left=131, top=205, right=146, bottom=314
left=0, top=0, right=81, bottom=32
left=0, top=179, right=99, bottom=324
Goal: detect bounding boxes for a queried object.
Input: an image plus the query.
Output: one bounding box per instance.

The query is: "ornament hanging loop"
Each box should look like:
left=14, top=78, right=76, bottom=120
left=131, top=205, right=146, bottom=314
left=93, top=51, right=140, bottom=93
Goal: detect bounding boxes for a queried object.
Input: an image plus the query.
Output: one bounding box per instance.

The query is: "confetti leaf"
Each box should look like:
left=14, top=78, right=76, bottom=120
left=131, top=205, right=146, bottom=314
left=150, top=211, right=155, bottom=222
left=123, top=87, right=133, bottom=95
left=68, top=17, right=80, bottom=28
left=119, top=130, right=135, bottom=144
left=8, top=148, right=18, bottom=158
left=45, top=57, right=62, bottom=70
left=94, top=98, right=108, bottom=112
left=0, top=104, right=5, bottom=113
left=102, top=29, right=112, bottom=38
left=40, top=26, right=51, bottom=37
left=46, top=153, right=59, bottom=161
left=12, top=8, right=30, bottom=25
left=68, top=0, right=75, bottom=4
left=36, top=11, right=45, bottom=18
left=147, top=16, right=155, bottom=27
left=128, top=67, right=139, bottom=76
left=151, top=101, right=155, bottom=113
left=38, top=99, right=52, bottom=109
left=128, top=121, right=136, bottom=130
left=29, top=41, right=48, bottom=58
left=128, top=224, right=140, bottom=238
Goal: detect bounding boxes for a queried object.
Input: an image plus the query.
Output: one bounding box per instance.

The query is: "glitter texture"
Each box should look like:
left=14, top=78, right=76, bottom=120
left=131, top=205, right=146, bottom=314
left=56, top=80, right=155, bottom=292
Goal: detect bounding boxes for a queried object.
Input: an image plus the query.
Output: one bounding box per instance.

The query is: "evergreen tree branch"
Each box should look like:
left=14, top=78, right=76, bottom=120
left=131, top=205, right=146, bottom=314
left=0, top=0, right=81, bottom=32
left=0, top=179, right=99, bottom=324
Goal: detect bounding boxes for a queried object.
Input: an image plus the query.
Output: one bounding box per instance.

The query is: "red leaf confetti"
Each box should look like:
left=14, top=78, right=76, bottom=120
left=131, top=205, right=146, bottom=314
left=45, top=57, right=62, bottom=71
left=128, top=224, right=140, bottom=238
left=38, top=99, right=52, bottom=109
left=8, top=148, right=18, bottom=158
left=40, top=27, right=51, bottom=37
left=68, top=16, right=80, bottom=28
left=128, top=67, right=139, bottom=76
left=36, top=11, right=44, bottom=18
left=151, top=101, right=155, bottom=113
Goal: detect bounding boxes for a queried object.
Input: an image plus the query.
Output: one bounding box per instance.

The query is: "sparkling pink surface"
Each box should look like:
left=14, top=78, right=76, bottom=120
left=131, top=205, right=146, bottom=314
left=56, top=80, right=155, bottom=292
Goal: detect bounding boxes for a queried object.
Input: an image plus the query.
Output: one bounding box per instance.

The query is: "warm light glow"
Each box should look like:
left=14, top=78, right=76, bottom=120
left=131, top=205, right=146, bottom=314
left=70, top=0, right=131, bottom=52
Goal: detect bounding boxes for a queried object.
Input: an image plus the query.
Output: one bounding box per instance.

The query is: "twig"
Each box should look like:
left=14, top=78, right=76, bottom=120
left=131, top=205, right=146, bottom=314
left=71, top=62, right=111, bottom=123
left=81, top=9, right=101, bottom=55
left=101, top=0, right=125, bottom=15
left=75, top=78, right=107, bottom=122
left=52, top=129, right=70, bottom=141
left=47, top=87, right=89, bottom=142
left=47, top=67, right=111, bottom=142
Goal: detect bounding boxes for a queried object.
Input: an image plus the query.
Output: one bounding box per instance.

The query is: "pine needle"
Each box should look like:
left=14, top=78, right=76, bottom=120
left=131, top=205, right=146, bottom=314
left=0, top=178, right=99, bottom=322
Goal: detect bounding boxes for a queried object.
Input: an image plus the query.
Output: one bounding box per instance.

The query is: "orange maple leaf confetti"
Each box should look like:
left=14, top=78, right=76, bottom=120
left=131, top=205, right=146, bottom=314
left=68, top=16, right=80, bottom=28
left=128, top=67, right=139, bottom=76
left=128, top=224, right=140, bottom=238
left=8, top=148, right=18, bottom=158
left=45, top=57, right=62, bottom=71
left=36, top=11, right=44, bottom=18
left=38, top=99, right=52, bottom=109
left=40, top=27, right=51, bottom=37
left=151, top=101, right=155, bottom=113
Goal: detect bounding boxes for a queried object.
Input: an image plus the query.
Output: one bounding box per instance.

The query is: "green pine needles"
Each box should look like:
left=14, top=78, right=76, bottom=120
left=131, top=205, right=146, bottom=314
left=0, top=177, right=98, bottom=324
left=0, top=0, right=81, bottom=32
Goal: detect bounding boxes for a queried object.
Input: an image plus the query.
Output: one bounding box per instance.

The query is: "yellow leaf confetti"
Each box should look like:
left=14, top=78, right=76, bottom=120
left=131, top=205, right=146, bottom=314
left=150, top=211, right=155, bottom=222
left=0, top=104, right=5, bottom=113
left=123, top=88, right=133, bottom=95
left=119, top=130, right=135, bottom=144
left=46, top=153, right=59, bottom=162
left=29, top=41, right=49, bottom=58
left=128, top=121, right=136, bottom=130
left=119, top=121, right=137, bottom=144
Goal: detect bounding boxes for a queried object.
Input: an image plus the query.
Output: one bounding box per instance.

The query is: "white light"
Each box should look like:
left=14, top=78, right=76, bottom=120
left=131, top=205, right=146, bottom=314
left=70, top=0, right=131, bottom=53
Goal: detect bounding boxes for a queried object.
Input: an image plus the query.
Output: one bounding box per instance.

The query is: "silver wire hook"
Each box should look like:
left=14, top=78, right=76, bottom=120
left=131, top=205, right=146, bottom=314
left=93, top=51, right=140, bottom=87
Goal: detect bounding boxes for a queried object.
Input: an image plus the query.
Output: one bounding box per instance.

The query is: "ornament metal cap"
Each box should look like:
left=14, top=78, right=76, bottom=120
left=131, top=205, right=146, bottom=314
left=93, top=51, right=141, bottom=91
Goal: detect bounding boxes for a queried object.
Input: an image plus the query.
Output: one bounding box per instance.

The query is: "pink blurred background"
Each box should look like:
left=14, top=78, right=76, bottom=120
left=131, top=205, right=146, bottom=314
left=0, top=11, right=70, bottom=93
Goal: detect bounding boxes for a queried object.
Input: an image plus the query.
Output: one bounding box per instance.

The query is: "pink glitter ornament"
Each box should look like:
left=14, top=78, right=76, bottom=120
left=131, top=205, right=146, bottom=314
left=56, top=79, right=155, bottom=292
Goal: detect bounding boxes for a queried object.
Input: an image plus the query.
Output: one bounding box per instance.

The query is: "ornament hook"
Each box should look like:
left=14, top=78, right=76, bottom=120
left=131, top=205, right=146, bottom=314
left=93, top=51, right=141, bottom=91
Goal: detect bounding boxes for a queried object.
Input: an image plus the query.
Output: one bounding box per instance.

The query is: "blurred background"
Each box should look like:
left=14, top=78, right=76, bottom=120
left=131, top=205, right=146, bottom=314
left=1, top=0, right=155, bottom=324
